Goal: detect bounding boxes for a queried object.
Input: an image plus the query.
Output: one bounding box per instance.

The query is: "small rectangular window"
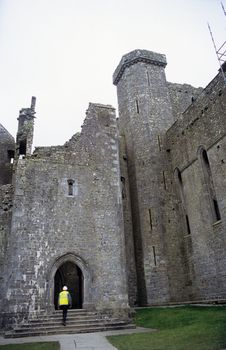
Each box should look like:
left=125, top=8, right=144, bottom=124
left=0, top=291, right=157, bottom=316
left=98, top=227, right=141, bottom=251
left=67, top=179, right=75, bottom=196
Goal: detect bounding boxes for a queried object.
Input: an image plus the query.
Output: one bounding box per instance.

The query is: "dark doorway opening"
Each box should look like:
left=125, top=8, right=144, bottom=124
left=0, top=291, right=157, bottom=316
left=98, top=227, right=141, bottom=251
left=54, top=261, right=83, bottom=309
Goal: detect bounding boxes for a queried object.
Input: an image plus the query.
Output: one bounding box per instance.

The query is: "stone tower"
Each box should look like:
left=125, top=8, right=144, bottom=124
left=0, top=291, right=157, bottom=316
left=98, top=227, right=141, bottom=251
left=113, top=49, right=175, bottom=305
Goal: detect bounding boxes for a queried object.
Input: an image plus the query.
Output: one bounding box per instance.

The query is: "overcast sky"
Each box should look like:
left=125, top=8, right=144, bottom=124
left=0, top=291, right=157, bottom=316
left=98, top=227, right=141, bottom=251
left=0, top=0, right=225, bottom=147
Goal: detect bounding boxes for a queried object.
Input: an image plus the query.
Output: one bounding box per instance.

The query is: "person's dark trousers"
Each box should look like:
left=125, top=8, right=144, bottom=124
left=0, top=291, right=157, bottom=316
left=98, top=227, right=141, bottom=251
left=60, top=305, right=68, bottom=325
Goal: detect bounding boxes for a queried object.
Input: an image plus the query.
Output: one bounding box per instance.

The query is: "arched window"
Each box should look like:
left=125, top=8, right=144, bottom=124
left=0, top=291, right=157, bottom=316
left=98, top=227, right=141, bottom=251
left=199, top=147, right=221, bottom=223
left=174, top=168, right=191, bottom=235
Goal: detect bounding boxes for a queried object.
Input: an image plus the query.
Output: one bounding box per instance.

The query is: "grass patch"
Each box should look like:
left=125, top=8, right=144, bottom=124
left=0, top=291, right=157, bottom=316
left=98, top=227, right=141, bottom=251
left=108, top=305, right=226, bottom=350
left=0, top=342, right=60, bottom=350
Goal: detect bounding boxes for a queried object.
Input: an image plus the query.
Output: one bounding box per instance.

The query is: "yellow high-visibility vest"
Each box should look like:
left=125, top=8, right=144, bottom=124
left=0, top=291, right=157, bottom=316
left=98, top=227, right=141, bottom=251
left=59, top=291, right=69, bottom=305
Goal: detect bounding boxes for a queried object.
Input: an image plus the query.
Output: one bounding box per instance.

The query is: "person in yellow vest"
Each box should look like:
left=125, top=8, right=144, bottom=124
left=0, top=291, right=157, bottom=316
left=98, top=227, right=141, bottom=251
left=58, top=286, right=72, bottom=326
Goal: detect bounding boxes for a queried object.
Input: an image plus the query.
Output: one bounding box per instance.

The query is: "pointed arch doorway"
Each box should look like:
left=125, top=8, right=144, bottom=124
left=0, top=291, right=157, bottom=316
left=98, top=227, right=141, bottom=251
left=54, top=261, right=83, bottom=309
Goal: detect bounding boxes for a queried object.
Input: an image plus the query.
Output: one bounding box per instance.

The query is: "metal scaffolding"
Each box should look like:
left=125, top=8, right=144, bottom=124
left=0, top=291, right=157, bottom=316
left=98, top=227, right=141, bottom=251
left=208, top=2, right=226, bottom=85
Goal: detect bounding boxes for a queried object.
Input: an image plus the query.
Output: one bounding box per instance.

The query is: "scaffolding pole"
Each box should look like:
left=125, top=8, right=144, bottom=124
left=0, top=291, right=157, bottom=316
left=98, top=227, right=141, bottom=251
left=221, top=2, right=226, bottom=17
left=208, top=22, right=226, bottom=85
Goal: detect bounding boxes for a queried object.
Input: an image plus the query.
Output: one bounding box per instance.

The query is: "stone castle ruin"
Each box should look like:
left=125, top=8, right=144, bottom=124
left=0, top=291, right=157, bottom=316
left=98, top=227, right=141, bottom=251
left=0, top=49, right=226, bottom=331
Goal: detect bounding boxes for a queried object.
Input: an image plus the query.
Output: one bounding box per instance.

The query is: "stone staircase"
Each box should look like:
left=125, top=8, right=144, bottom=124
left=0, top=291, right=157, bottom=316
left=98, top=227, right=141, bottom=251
left=4, top=309, right=135, bottom=338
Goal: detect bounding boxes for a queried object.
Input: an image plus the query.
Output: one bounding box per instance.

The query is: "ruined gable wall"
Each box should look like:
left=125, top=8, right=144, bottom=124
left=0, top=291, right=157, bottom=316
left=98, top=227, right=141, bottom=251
left=167, top=82, right=203, bottom=121
left=166, top=71, right=226, bottom=300
left=2, top=103, right=128, bottom=328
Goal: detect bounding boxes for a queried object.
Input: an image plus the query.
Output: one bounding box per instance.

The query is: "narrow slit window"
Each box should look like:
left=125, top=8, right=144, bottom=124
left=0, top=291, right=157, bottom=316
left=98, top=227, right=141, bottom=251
left=121, top=176, right=126, bottom=199
left=213, top=199, right=221, bottom=221
left=163, top=171, right=167, bottom=190
left=148, top=209, right=153, bottom=230
left=152, top=246, right=157, bottom=266
left=146, top=70, right=150, bottom=86
left=203, top=149, right=210, bottom=166
left=178, top=170, right=182, bottom=184
left=67, top=179, right=75, bottom=196
left=157, top=135, right=161, bottom=151
left=186, top=215, right=191, bottom=235
left=135, top=99, right=139, bottom=114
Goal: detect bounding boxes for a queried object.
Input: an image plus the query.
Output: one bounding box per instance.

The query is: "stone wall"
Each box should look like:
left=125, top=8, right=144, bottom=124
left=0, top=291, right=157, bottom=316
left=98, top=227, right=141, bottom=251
left=0, top=124, right=15, bottom=185
left=0, top=184, right=13, bottom=311
left=1, top=103, right=129, bottom=328
left=166, top=69, right=226, bottom=300
left=115, top=49, right=226, bottom=305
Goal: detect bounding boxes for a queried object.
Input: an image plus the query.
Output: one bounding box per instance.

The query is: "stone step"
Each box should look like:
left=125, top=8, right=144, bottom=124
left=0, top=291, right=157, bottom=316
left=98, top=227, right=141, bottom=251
left=27, top=318, right=101, bottom=325
left=32, top=312, right=98, bottom=319
left=32, top=311, right=96, bottom=315
left=35, top=309, right=96, bottom=316
left=14, top=320, right=130, bottom=332
left=17, top=317, right=124, bottom=328
left=4, top=310, right=135, bottom=338
left=28, top=314, right=100, bottom=323
left=5, top=322, right=135, bottom=338
left=54, top=309, right=94, bottom=314
left=28, top=314, right=100, bottom=322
